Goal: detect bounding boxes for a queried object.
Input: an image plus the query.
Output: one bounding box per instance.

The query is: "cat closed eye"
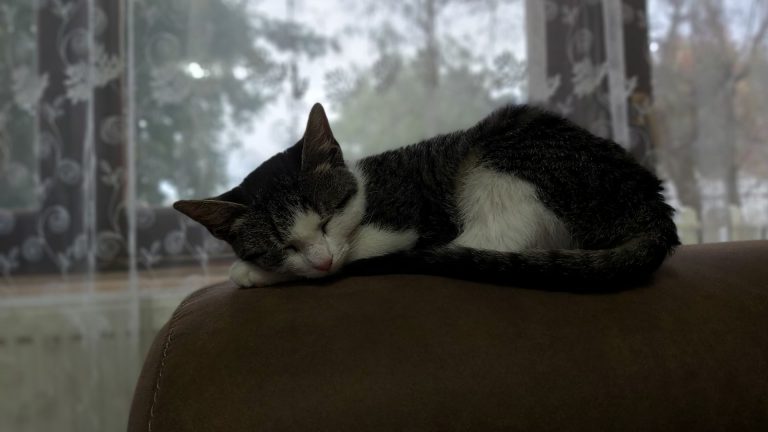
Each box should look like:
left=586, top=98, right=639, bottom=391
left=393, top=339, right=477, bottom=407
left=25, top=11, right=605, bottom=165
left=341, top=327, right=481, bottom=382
left=285, top=245, right=298, bottom=253
left=320, top=219, right=330, bottom=233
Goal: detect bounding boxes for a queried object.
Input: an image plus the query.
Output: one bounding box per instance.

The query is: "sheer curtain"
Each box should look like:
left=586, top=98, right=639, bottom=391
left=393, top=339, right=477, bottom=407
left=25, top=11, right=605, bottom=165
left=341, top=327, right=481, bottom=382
left=0, top=1, right=244, bottom=429
left=647, top=0, right=768, bottom=243
left=0, top=0, right=766, bottom=430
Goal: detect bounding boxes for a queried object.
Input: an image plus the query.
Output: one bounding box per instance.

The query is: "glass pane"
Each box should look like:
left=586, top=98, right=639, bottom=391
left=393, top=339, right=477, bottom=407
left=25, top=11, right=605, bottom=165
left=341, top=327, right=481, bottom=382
left=649, top=0, right=768, bottom=243
left=135, top=0, right=528, bottom=205
left=4, top=1, right=766, bottom=429
left=132, top=0, right=528, bottom=278
left=0, top=2, right=527, bottom=427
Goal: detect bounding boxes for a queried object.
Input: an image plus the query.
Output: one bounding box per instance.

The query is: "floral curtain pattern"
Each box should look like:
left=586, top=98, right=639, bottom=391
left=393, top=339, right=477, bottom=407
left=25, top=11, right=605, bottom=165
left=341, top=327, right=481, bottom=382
left=0, top=1, right=237, bottom=429
left=0, top=0, right=244, bottom=281
left=537, top=0, right=654, bottom=166
left=0, top=0, right=121, bottom=278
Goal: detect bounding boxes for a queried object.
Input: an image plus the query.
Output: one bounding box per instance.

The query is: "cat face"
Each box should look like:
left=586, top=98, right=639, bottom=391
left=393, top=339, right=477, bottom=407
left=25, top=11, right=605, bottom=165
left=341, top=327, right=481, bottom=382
left=227, top=165, right=361, bottom=278
left=174, top=103, right=364, bottom=278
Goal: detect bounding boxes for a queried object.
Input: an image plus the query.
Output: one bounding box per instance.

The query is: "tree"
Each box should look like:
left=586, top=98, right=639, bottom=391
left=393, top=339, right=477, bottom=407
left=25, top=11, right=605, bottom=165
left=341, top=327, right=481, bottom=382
left=329, top=0, right=525, bottom=155
left=329, top=57, right=516, bottom=156
left=133, top=0, right=332, bottom=204
left=0, top=1, right=334, bottom=207
left=651, top=0, right=768, bottom=240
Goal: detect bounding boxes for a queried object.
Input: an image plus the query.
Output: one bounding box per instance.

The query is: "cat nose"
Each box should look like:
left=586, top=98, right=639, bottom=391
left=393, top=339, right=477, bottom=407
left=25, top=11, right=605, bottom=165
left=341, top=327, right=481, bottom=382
left=312, top=258, right=333, bottom=272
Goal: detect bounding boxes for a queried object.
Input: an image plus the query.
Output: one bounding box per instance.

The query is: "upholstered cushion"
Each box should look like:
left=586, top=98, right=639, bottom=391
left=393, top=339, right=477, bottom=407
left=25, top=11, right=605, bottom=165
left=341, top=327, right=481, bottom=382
left=129, top=241, right=768, bottom=431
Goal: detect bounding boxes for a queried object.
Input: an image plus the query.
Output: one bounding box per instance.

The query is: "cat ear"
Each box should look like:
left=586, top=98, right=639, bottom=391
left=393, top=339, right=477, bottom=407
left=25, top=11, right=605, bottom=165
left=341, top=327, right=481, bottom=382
left=301, top=103, right=344, bottom=171
left=173, top=199, right=247, bottom=239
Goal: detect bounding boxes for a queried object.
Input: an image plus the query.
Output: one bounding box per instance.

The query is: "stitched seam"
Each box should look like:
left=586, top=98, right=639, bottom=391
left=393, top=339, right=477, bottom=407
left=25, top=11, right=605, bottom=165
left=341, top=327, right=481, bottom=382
left=147, top=290, right=205, bottom=431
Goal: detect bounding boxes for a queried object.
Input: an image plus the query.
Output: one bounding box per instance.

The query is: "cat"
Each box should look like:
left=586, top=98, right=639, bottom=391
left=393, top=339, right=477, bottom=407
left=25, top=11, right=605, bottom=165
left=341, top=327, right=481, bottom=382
left=174, top=103, right=679, bottom=290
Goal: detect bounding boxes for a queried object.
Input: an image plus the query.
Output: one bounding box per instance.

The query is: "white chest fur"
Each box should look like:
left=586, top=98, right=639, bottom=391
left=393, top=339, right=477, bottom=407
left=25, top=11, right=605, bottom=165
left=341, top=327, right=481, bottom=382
left=348, top=225, right=418, bottom=261
left=344, top=163, right=419, bottom=262
left=451, top=166, right=572, bottom=252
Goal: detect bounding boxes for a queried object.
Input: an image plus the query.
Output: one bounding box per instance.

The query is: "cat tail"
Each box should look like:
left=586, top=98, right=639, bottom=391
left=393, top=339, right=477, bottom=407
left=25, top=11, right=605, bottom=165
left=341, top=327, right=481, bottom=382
left=342, top=235, right=677, bottom=291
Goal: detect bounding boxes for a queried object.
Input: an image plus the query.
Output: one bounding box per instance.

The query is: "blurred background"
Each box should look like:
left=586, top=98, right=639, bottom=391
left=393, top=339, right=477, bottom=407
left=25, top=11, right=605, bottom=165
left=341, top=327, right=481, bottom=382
left=1, top=0, right=766, bottom=429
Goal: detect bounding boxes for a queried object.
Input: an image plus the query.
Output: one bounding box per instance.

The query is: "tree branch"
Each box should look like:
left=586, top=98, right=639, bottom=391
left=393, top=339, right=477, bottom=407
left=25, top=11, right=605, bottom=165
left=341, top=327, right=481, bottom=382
left=731, top=2, right=768, bottom=82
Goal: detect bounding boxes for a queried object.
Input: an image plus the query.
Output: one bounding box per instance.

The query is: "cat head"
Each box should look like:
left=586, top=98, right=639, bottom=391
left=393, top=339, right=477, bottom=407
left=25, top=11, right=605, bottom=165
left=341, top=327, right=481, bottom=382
left=173, top=103, right=362, bottom=278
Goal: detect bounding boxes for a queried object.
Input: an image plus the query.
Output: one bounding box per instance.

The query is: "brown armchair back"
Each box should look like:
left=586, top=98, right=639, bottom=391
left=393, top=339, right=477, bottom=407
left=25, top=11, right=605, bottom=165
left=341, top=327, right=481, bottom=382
left=129, top=241, right=768, bottom=431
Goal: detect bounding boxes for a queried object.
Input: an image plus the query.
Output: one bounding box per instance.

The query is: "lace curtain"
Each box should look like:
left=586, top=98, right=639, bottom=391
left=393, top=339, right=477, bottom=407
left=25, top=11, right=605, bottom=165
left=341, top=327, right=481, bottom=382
left=1, top=0, right=766, bottom=430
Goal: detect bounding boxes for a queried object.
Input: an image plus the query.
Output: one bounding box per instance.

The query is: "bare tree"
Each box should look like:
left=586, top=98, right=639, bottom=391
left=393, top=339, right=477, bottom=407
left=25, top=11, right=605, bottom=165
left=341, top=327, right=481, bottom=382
left=652, top=0, right=768, bottom=241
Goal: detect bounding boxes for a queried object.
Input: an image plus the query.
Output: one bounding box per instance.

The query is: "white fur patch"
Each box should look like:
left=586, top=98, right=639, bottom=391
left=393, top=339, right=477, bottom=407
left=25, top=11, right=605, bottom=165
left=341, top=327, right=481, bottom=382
left=230, top=260, right=298, bottom=287
left=320, top=167, right=367, bottom=268
left=280, top=163, right=371, bottom=276
left=289, top=210, right=323, bottom=244
left=284, top=209, right=334, bottom=276
left=345, top=164, right=418, bottom=260
left=272, top=163, right=419, bottom=276
left=348, top=225, right=418, bottom=261
left=452, top=165, right=572, bottom=251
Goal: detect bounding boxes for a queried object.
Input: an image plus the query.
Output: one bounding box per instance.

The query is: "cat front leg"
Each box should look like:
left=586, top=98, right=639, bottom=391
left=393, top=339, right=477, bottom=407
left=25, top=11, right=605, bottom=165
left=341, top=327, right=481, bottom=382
left=229, top=260, right=298, bottom=288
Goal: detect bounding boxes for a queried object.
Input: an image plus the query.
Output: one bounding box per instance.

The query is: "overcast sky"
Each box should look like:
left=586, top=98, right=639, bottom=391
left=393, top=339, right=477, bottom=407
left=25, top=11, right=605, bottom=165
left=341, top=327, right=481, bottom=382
left=164, top=0, right=764, bottom=204
left=219, top=0, right=526, bottom=190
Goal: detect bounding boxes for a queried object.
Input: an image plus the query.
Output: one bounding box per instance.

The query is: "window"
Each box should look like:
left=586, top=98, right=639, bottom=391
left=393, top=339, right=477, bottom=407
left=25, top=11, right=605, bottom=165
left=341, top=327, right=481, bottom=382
left=1, top=1, right=766, bottom=430
left=649, top=0, right=768, bottom=242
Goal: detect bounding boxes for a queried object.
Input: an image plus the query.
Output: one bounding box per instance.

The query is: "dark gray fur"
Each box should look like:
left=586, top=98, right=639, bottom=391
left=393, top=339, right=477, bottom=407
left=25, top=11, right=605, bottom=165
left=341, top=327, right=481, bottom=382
left=176, top=104, right=679, bottom=290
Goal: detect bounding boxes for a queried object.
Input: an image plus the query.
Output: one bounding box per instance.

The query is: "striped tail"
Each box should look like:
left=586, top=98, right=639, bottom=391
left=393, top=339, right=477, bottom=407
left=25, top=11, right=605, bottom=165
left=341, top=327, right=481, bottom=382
left=342, top=235, right=678, bottom=291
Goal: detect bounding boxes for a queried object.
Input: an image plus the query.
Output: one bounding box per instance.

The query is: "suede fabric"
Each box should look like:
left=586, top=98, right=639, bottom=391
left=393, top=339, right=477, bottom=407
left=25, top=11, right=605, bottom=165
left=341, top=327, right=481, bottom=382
left=129, top=241, right=768, bottom=431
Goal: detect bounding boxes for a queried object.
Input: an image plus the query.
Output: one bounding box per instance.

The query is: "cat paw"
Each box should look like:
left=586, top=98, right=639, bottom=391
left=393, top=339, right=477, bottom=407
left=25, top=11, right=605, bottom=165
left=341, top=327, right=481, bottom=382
left=229, top=260, right=294, bottom=288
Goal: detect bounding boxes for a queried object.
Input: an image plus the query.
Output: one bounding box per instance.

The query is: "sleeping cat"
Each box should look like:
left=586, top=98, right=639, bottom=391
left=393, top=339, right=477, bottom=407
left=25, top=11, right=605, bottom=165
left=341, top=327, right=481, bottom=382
left=174, top=103, right=679, bottom=289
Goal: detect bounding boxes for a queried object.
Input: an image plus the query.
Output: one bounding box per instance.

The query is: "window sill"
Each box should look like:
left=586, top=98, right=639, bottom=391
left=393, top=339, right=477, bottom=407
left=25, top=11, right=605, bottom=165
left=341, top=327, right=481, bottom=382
left=0, top=263, right=230, bottom=300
